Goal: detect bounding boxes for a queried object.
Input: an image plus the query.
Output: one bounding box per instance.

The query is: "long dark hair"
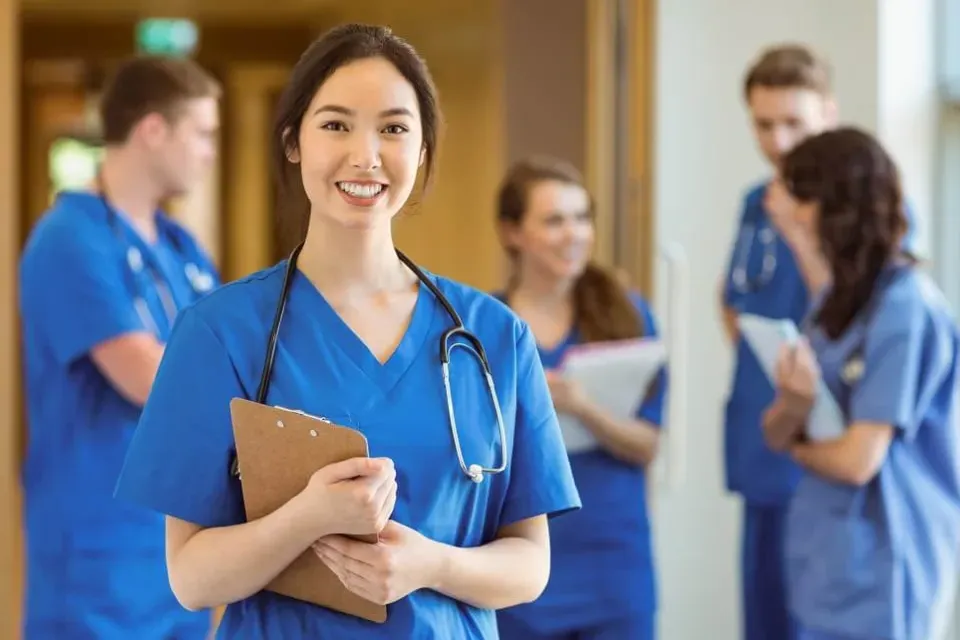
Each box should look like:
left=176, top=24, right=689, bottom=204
left=271, top=24, right=442, bottom=248
left=496, top=156, right=644, bottom=343
left=781, top=127, right=910, bottom=338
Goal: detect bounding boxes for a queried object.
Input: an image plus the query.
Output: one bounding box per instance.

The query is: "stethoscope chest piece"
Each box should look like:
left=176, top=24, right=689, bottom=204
left=468, top=463, right=484, bottom=484
left=127, top=246, right=144, bottom=273
left=185, top=262, right=216, bottom=293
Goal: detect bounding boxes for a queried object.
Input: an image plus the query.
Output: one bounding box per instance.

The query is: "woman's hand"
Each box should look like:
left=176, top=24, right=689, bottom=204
left=545, top=370, right=589, bottom=417
left=313, top=520, right=440, bottom=605
left=300, top=457, right=398, bottom=538
left=774, top=337, right=819, bottom=414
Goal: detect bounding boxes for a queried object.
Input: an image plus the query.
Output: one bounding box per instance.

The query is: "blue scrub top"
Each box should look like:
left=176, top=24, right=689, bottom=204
left=18, top=191, right=219, bottom=638
left=113, top=261, right=582, bottom=640
left=496, top=293, right=667, bottom=634
left=722, top=181, right=921, bottom=506
left=786, top=263, right=960, bottom=640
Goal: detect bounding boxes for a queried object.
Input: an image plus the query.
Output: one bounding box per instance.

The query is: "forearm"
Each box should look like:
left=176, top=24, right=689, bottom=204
left=790, top=423, right=892, bottom=487
left=719, top=282, right=739, bottom=344
left=91, top=333, right=165, bottom=406
left=575, top=402, right=659, bottom=466
left=428, top=534, right=550, bottom=609
left=762, top=395, right=809, bottom=452
left=168, top=493, right=319, bottom=610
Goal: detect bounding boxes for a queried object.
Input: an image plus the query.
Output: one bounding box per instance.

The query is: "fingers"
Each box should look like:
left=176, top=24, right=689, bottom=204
left=375, top=482, right=398, bottom=531
left=317, top=535, right=379, bottom=567
left=775, top=343, right=795, bottom=383
left=324, top=457, right=394, bottom=484
left=370, top=473, right=398, bottom=525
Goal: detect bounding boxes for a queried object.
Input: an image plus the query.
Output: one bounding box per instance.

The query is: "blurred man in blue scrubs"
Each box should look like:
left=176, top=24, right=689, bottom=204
left=718, top=44, right=919, bottom=640
left=18, top=56, right=221, bottom=639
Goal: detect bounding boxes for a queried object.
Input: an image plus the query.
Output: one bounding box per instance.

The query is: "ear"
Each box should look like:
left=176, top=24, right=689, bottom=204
left=282, top=127, right=300, bottom=163
left=497, top=219, right=522, bottom=251
left=418, top=146, right=426, bottom=168
left=134, top=112, right=171, bottom=147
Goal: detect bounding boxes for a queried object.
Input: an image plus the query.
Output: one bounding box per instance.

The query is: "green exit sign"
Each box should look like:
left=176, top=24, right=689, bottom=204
left=136, top=19, right=199, bottom=57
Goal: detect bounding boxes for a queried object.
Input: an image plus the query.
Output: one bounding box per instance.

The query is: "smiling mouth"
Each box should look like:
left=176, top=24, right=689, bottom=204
left=336, top=181, right=387, bottom=199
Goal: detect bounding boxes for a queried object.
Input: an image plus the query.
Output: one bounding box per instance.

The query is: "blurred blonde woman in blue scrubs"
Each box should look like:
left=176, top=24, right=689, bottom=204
left=494, top=157, right=667, bottom=640
left=18, top=57, right=220, bottom=638
left=762, top=127, right=960, bottom=640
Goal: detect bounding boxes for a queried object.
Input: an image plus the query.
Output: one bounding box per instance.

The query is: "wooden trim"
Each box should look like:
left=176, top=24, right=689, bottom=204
left=0, top=0, right=21, bottom=634
left=629, top=0, right=656, bottom=295
left=223, top=64, right=289, bottom=280
left=584, top=0, right=617, bottom=267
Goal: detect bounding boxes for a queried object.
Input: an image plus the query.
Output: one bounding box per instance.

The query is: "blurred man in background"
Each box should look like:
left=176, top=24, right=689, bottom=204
left=18, top=56, right=221, bottom=639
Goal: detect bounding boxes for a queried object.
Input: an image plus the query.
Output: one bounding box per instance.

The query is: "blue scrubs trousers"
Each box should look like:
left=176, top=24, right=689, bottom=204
left=797, top=627, right=876, bottom=640
left=743, top=503, right=797, bottom=640
left=498, top=611, right=655, bottom=640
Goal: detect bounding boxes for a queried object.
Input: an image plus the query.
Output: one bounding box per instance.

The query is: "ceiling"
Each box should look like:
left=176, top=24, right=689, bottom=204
left=18, top=0, right=491, bottom=27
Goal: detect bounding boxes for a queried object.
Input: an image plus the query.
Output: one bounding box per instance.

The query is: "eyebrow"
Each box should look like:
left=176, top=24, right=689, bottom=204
left=313, top=105, right=415, bottom=118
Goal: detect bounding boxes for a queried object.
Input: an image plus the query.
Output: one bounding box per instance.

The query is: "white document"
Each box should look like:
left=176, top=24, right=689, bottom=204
left=737, top=314, right=846, bottom=441
left=555, top=338, right=667, bottom=453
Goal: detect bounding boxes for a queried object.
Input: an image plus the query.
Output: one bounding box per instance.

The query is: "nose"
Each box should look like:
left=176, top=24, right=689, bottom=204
left=349, top=130, right=382, bottom=172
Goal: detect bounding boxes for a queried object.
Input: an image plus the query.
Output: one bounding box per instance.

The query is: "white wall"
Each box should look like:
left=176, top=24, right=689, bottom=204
left=650, top=1, right=939, bottom=639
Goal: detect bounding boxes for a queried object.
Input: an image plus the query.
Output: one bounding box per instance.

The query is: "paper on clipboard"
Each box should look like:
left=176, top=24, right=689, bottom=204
left=555, top=338, right=667, bottom=454
left=736, top=314, right=845, bottom=441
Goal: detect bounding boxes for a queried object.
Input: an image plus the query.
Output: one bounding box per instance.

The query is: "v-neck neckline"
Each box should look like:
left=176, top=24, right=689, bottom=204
left=290, top=268, right=440, bottom=395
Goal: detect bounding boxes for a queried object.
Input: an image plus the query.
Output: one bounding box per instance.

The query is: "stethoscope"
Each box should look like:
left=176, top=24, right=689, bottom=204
left=100, top=192, right=215, bottom=337
left=251, top=241, right=509, bottom=485
left=731, top=216, right=778, bottom=294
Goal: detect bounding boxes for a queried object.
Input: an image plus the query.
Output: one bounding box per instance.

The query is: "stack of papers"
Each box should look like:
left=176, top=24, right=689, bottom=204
left=737, top=314, right=846, bottom=441
left=555, top=338, right=667, bottom=453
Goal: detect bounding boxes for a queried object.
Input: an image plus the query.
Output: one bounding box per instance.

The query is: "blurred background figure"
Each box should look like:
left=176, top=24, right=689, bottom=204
left=717, top=44, right=836, bottom=640
left=765, top=127, right=960, bottom=640
left=16, top=57, right=220, bottom=638
left=494, top=156, right=667, bottom=640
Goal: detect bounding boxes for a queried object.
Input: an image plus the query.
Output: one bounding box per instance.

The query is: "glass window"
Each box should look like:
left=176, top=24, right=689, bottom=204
left=939, top=0, right=960, bottom=100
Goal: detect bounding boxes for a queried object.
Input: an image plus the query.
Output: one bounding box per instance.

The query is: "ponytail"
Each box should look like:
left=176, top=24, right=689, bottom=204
left=572, top=262, right=645, bottom=343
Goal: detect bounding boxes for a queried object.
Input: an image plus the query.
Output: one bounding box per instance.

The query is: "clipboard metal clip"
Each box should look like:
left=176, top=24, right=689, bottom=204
left=274, top=406, right=331, bottom=423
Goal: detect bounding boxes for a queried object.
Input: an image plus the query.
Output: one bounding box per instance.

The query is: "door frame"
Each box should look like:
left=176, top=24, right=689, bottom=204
left=585, top=0, right=654, bottom=294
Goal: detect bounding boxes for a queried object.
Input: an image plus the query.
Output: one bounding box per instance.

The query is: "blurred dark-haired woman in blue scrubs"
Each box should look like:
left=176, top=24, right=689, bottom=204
left=763, top=127, right=960, bottom=640
left=494, top=156, right=667, bottom=640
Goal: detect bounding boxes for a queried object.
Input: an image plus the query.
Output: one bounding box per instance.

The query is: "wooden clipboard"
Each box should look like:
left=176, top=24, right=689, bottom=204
left=230, top=397, right=388, bottom=623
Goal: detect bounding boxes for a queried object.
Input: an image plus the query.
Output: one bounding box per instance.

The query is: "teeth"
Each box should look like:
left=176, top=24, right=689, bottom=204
left=338, top=182, right=384, bottom=198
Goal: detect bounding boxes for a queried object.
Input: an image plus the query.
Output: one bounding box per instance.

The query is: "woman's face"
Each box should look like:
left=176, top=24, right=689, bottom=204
left=505, top=179, right=594, bottom=284
left=291, top=56, right=424, bottom=231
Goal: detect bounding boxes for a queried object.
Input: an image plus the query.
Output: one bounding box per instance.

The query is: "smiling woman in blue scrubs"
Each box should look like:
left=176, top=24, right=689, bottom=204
left=492, top=157, right=667, bottom=640
left=762, top=127, right=960, bottom=640
left=17, top=57, right=220, bottom=639
left=113, top=24, right=581, bottom=639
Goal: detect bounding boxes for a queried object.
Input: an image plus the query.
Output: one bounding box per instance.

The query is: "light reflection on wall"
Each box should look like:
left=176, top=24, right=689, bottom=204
left=48, top=136, right=102, bottom=202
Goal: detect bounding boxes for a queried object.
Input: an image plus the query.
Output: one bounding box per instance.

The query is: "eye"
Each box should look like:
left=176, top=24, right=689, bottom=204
left=321, top=121, right=348, bottom=132
left=383, top=124, right=409, bottom=135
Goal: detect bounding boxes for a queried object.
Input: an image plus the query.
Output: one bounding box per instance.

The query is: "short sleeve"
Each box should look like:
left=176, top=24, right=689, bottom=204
left=499, top=323, right=581, bottom=527
left=114, top=307, right=246, bottom=527
left=721, top=189, right=759, bottom=307
left=632, top=295, right=668, bottom=427
left=848, top=283, right=927, bottom=439
left=20, top=223, right=145, bottom=365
